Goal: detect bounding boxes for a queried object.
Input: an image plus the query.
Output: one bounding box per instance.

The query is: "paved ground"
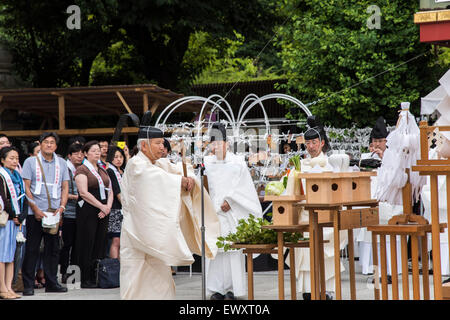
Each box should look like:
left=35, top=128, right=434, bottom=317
left=17, top=259, right=439, bottom=300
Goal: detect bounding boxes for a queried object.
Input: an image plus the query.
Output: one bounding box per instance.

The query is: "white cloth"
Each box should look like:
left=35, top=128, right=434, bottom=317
left=286, top=152, right=348, bottom=293
left=204, top=152, right=262, bottom=297
left=120, top=152, right=220, bottom=299
left=356, top=171, right=403, bottom=274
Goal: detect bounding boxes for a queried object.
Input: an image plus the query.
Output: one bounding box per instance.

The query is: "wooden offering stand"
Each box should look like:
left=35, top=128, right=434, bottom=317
left=264, top=171, right=379, bottom=300
left=368, top=168, right=446, bottom=300
left=410, top=120, right=450, bottom=300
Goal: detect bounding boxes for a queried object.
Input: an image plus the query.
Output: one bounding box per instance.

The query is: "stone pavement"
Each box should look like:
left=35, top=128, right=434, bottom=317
left=17, top=259, right=438, bottom=300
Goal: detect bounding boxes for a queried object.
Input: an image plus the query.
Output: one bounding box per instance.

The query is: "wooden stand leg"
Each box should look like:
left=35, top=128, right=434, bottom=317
left=411, top=235, right=421, bottom=300
left=318, top=226, right=326, bottom=300
left=401, top=235, right=410, bottom=300
left=380, top=235, right=388, bottom=300
left=390, top=235, right=399, bottom=300
left=247, top=252, right=254, bottom=300
left=333, top=211, right=341, bottom=300
left=430, top=174, right=443, bottom=300
left=289, top=248, right=297, bottom=300
left=421, top=236, right=430, bottom=300
left=372, top=233, right=380, bottom=300
left=277, top=232, right=285, bottom=300
left=348, top=229, right=356, bottom=300
left=309, top=209, right=319, bottom=300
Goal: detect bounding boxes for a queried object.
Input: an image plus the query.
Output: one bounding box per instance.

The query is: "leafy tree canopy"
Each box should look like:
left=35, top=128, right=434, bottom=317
left=274, top=0, right=449, bottom=127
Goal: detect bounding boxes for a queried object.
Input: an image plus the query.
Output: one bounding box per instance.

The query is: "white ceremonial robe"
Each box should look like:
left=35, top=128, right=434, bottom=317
left=204, top=152, right=263, bottom=298
left=120, top=152, right=220, bottom=300
left=286, top=152, right=348, bottom=293
left=356, top=169, right=403, bottom=275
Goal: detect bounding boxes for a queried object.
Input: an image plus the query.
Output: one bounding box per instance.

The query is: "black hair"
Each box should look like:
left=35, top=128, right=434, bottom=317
left=28, top=142, right=40, bottom=156
left=39, top=132, right=60, bottom=145
left=82, top=140, right=100, bottom=154
left=67, top=142, right=83, bottom=156
left=106, top=145, right=126, bottom=169
left=0, top=146, right=19, bottom=161
left=163, top=139, right=171, bottom=153
left=68, top=135, right=86, bottom=146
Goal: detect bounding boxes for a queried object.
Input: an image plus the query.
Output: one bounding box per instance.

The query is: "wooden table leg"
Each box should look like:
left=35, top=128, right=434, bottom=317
left=430, top=174, right=443, bottom=300
left=289, top=248, right=297, bottom=300
left=246, top=251, right=254, bottom=300
left=309, top=209, right=319, bottom=300
left=372, top=232, right=380, bottom=300
left=401, top=235, right=410, bottom=300
left=380, top=234, right=388, bottom=300
left=277, top=232, right=285, bottom=300
left=421, top=235, right=430, bottom=300
left=318, top=226, right=326, bottom=300
left=348, top=229, right=356, bottom=300
left=390, top=234, right=399, bottom=300
left=333, top=210, right=341, bottom=300
left=411, top=235, right=421, bottom=300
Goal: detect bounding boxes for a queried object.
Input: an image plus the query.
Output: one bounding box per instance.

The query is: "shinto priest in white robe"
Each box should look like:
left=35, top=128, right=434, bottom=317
left=285, top=151, right=348, bottom=293
left=204, top=152, right=262, bottom=297
left=120, top=151, right=220, bottom=299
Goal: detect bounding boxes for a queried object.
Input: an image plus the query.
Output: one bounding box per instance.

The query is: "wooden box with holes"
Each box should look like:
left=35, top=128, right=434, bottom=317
left=298, top=171, right=377, bottom=204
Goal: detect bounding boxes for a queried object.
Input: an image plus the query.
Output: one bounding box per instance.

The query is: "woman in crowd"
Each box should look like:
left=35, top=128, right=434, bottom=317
left=74, top=141, right=113, bottom=288
left=106, top=145, right=125, bottom=259
left=0, top=147, right=27, bottom=299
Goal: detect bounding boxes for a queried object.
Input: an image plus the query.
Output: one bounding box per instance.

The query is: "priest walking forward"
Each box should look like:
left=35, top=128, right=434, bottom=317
left=204, top=123, right=263, bottom=300
left=120, top=124, right=220, bottom=300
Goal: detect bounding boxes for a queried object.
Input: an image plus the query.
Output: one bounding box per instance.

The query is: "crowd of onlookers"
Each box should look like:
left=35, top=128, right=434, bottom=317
left=0, top=132, right=174, bottom=299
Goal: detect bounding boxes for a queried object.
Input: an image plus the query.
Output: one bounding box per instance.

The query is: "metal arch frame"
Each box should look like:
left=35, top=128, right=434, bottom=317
left=236, top=93, right=312, bottom=133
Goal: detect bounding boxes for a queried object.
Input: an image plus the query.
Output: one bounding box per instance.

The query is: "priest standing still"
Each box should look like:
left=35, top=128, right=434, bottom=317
left=119, top=121, right=220, bottom=300
left=291, top=116, right=348, bottom=300
left=204, top=123, right=263, bottom=300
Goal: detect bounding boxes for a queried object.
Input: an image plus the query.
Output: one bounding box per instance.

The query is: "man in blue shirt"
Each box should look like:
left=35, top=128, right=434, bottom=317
left=21, top=132, right=70, bottom=296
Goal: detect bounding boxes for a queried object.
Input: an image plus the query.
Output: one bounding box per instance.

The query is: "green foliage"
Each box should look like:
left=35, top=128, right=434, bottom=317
left=181, top=31, right=283, bottom=88
left=275, top=1, right=449, bottom=127
left=216, top=214, right=306, bottom=252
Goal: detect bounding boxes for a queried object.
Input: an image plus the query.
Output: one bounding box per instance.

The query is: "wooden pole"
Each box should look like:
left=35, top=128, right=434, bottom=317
left=58, top=95, right=66, bottom=130
left=116, top=91, right=133, bottom=114
left=390, top=235, right=399, bottom=300
left=411, top=236, right=421, bottom=300
left=372, top=233, right=380, bottom=300
left=150, top=99, right=160, bottom=115
left=143, top=93, right=149, bottom=113
left=430, top=174, right=443, bottom=299
left=289, top=248, right=297, bottom=300
left=401, top=235, right=410, bottom=300
left=333, top=210, right=341, bottom=300
left=277, top=231, right=285, bottom=300
left=247, top=252, right=254, bottom=300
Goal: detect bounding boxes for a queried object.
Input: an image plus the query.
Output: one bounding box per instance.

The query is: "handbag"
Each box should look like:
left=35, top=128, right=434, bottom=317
left=0, top=176, right=9, bottom=227
left=96, top=258, right=120, bottom=288
left=36, top=156, right=60, bottom=235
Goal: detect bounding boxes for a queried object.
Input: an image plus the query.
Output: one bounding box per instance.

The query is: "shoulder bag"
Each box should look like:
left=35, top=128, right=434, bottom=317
left=36, top=156, right=59, bottom=235
left=0, top=176, right=9, bottom=227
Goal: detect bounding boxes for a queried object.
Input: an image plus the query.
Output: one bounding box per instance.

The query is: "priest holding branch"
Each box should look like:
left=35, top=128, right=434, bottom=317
left=204, top=123, right=263, bottom=300
left=119, top=121, right=220, bottom=300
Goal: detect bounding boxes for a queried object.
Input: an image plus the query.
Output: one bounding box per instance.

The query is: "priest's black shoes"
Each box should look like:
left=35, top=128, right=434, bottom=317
left=45, top=284, right=68, bottom=293
left=224, top=291, right=236, bottom=300
left=210, top=292, right=225, bottom=300
left=81, top=281, right=98, bottom=289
